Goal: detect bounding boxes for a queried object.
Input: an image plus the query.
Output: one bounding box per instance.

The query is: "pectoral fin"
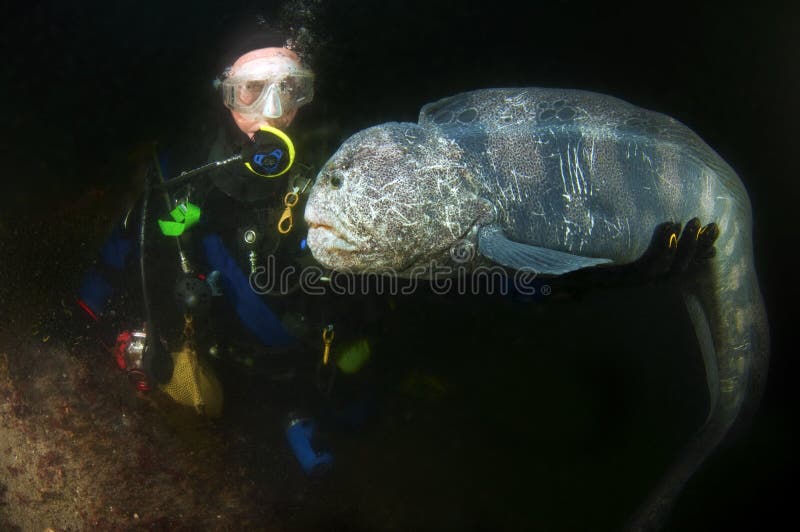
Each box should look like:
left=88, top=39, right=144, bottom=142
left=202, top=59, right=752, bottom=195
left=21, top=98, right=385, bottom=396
left=477, top=225, right=612, bottom=275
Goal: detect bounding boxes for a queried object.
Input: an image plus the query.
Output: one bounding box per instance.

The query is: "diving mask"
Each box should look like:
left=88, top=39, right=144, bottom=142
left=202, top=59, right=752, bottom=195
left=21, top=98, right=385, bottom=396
left=221, top=70, right=314, bottom=119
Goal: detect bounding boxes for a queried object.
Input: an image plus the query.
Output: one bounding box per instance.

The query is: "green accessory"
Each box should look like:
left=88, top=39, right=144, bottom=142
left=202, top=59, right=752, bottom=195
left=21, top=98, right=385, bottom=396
left=335, top=338, right=371, bottom=374
left=158, top=201, right=201, bottom=236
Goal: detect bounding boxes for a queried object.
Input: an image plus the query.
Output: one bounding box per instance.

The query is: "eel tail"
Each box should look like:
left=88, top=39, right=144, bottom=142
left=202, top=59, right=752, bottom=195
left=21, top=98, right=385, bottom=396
left=626, top=193, right=770, bottom=530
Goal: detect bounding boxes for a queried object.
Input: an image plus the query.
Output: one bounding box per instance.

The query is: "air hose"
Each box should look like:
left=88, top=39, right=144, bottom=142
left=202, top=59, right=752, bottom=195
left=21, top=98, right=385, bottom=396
left=139, top=167, right=174, bottom=384
left=155, top=153, right=242, bottom=191
left=154, top=125, right=296, bottom=191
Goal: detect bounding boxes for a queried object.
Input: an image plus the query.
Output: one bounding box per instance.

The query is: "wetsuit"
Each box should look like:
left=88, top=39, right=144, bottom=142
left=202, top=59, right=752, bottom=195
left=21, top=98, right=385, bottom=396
left=77, top=118, right=316, bottom=377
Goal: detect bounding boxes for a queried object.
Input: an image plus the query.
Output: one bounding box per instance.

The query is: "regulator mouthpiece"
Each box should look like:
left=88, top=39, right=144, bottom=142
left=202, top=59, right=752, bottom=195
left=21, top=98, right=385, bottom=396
left=243, top=125, right=295, bottom=178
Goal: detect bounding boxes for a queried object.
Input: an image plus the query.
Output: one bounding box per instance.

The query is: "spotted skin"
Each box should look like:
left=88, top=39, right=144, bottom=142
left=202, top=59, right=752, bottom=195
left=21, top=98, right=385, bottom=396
left=305, top=88, right=769, bottom=530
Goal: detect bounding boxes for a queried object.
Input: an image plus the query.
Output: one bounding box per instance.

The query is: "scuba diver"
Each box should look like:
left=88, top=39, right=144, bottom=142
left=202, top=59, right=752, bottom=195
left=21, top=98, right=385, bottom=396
left=76, top=26, right=327, bottom=413
left=75, top=15, right=382, bottom=476
left=78, top=39, right=314, bottom=407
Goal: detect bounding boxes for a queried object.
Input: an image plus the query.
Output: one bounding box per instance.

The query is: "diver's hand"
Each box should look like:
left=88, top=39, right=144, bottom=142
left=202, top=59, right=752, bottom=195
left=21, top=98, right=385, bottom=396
left=640, top=217, right=719, bottom=276
left=554, top=217, right=720, bottom=297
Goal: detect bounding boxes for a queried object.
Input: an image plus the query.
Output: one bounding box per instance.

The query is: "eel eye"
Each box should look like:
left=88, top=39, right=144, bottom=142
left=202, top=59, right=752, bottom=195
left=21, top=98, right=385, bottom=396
left=330, top=175, right=342, bottom=189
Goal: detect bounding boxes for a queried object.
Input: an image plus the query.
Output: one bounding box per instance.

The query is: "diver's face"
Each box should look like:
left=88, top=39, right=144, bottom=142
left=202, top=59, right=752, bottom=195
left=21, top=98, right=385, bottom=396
left=227, top=48, right=302, bottom=137
left=231, top=107, right=299, bottom=137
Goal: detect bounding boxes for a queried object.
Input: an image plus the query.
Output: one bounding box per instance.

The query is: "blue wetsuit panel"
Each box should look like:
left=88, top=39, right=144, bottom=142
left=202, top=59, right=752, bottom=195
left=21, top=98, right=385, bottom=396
left=78, top=225, right=133, bottom=315
left=202, top=233, right=295, bottom=347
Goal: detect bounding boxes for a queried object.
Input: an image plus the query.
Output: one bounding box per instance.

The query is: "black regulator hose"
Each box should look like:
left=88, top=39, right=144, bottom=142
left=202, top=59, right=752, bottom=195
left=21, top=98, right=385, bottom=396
left=140, top=168, right=174, bottom=384
left=155, top=153, right=242, bottom=191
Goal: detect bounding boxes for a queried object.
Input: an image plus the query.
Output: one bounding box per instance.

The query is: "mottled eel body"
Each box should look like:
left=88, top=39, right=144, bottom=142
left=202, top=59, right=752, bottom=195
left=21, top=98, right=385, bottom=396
left=305, top=88, right=769, bottom=529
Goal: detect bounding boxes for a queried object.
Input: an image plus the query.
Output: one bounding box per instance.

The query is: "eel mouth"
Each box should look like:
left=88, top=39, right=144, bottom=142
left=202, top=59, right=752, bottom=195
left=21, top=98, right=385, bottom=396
left=305, top=204, right=362, bottom=263
left=306, top=221, right=358, bottom=253
left=308, top=224, right=356, bottom=246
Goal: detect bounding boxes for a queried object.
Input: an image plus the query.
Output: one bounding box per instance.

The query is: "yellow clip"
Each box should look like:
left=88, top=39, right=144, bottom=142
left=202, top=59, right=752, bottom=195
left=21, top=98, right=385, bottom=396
left=669, top=233, right=678, bottom=248
left=183, top=314, right=194, bottom=336
left=183, top=313, right=195, bottom=347
left=278, top=191, right=300, bottom=234
left=322, top=325, right=334, bottom=365
left=696, top=225, right=706, bottom=239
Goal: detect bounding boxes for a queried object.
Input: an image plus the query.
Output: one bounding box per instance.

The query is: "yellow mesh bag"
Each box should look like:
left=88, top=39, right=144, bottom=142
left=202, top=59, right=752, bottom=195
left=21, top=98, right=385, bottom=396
left=160, top=343, right=223, bottom=417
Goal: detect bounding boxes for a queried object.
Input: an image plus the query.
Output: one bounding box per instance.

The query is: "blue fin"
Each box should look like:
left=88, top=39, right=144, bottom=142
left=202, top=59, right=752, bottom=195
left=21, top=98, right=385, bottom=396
left=477, top=225, right=612, bottom=275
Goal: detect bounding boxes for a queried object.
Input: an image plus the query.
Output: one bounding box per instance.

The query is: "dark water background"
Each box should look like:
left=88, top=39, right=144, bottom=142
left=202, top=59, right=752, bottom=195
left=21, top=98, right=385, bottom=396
left=1, top=1, right=796, bottom=530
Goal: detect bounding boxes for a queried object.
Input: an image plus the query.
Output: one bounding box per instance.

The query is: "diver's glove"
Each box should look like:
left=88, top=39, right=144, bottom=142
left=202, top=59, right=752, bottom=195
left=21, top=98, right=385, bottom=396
left=636, top=217, right=719, bottom=277
left=553, top=217, right=720, bottom=297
